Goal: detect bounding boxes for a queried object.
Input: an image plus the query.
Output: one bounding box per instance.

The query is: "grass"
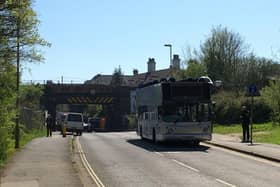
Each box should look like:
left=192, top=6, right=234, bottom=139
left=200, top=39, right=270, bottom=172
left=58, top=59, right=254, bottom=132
left=214, top=122, right=280, bottom=145
left=20, top=128, right=46, bottom=147
left=0, top=128, right=46, bottom=168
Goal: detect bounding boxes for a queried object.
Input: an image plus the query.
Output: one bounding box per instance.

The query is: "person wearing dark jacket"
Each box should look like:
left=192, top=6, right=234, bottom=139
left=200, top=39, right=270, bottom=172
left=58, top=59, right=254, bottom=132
left=46, top=114, right=53, bottom=137
left=240, top=106, right=250, bottom=142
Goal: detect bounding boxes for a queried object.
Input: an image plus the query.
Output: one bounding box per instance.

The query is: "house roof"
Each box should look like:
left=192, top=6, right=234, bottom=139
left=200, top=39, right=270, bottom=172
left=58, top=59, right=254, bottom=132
left=85, top=68, right=173, bottom=87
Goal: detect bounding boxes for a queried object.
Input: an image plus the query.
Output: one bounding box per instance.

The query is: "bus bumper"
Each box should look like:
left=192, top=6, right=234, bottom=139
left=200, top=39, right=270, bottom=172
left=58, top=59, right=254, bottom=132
left=157, top=133, right=212, bottom=142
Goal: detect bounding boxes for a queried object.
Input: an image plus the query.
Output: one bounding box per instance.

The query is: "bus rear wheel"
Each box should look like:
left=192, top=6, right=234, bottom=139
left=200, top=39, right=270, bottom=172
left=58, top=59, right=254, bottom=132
left=152, top=129, right=157, bottom=144
left=140, top=126, right=143, bottom=139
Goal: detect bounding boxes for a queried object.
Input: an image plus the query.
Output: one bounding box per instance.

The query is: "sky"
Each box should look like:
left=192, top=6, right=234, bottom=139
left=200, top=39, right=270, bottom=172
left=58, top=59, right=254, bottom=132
left=22, top=0, right=280, bottom=83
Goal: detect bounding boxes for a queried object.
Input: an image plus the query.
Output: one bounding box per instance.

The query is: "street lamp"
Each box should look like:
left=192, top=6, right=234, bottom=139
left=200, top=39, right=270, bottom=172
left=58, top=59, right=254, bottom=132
left=164, top=44, right=172, bottom=68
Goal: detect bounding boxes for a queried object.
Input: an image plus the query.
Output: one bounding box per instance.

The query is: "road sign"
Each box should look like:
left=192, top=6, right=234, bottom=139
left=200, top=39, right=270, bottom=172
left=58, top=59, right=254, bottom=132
left=247, top=84, right=260, bottom=97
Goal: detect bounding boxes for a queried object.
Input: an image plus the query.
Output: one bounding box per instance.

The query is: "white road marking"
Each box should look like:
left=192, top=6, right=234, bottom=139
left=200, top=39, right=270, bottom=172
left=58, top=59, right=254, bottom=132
left=154, top=152, right=164, bottom=157
left=165, top=151, right=182, bottom=154
left=76, top=137, right=105, bottom=187
left=172, top=159, right=200, bottom=172
left=215, top=178, right=236, bottom=187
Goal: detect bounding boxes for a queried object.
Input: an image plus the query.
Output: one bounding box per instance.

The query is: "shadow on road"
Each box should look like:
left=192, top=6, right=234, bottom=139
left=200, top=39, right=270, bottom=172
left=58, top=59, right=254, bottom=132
left=127, top=139, right=210, bottom=153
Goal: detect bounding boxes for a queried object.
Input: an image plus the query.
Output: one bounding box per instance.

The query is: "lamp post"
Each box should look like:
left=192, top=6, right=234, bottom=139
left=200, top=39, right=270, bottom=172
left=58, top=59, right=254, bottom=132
left=164, top=44, right=172, bottom=68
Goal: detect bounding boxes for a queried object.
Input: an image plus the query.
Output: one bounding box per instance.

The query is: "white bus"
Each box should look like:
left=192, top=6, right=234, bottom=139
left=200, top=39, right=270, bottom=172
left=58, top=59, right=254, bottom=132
left=134, top=78, right=213, bottom=145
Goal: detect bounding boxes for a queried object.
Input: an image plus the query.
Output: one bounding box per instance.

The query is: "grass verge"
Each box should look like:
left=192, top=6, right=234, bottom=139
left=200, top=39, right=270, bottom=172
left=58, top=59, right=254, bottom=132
left=214, top=122, right=280, bottom=145
left=0, top=128, right=46, bottom=168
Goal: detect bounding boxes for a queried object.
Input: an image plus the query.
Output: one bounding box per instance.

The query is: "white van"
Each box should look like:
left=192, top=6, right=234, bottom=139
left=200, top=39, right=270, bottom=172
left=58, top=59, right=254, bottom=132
left=64, top=112, right=84, bottom=136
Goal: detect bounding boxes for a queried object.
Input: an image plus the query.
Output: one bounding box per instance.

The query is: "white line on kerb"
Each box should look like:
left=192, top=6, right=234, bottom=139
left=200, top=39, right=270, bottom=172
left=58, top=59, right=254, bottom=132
left=172, top=159, right=199, bottom=172
left=216, top=178, right=236, bottom=187
left=76, top=137, right=105, bottom=187
left=154, top=152, right=164, bottom=157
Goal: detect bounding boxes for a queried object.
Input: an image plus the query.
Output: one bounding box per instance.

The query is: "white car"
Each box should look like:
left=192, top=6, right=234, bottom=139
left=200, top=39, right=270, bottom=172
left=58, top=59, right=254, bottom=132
left=64, top=113, right=84, bottom=136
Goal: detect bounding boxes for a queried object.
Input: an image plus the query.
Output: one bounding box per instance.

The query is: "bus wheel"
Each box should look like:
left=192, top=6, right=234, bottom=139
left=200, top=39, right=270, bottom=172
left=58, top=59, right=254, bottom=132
left=152, top=129, right=157, bottom=144
left=140, top=127, right=143, bottom=139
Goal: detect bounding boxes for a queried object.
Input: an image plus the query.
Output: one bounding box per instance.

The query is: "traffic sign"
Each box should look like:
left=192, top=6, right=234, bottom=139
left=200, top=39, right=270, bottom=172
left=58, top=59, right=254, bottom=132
left=247, top=84, right=260, bottom=97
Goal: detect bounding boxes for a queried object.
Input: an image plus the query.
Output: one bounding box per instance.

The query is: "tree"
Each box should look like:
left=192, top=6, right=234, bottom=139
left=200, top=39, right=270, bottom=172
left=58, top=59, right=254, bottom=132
left=0, top=0, right=50, bottom=64
left=111, top=66, right=124, bottom=86
left=200, top=25, right=247, bottom=89
left=238, top=54, right=280, bottom=89
left=0, top=0, right=49, bottom=161
left=261, top=80, right=280, bottom=123
left=183, top=59, right=206, bottom=78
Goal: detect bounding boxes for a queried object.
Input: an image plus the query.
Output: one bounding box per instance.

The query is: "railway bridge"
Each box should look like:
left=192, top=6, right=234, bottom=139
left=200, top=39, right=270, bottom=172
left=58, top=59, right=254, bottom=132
left=41, top=83, right=133, bottom=130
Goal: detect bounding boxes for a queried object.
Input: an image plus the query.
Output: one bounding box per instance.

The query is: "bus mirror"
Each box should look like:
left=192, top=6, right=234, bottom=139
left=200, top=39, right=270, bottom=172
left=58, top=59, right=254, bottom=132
left=214, top=80, right=222, bottom=87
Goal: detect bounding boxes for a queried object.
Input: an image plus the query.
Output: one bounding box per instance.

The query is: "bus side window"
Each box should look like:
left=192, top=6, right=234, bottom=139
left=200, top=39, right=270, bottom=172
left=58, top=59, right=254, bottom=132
left=151, top=112, right=156, bottom=120
left=144, top=113, right=149, bottom=120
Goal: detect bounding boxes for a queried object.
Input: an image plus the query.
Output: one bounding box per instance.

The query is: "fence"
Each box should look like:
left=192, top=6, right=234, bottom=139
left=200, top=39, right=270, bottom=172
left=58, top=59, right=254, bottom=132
left=20, top=107, right=46, bottom=133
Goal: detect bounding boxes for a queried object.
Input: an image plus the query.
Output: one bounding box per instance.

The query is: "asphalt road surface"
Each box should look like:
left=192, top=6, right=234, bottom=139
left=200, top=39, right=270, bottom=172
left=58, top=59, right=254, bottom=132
left=79, top=132, right=280, bottom=187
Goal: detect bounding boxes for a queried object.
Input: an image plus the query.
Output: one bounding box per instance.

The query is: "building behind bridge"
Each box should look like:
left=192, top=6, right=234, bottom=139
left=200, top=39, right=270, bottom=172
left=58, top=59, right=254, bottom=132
left=85, top=54, right=181, bottom=87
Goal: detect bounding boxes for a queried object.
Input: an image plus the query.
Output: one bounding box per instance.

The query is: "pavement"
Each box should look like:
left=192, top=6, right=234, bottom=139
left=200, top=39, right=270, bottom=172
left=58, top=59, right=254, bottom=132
left=0, top=132, right=83, bottom=187
left=1, top=132, right=280, bottom=186
left=206, top=133, right=280, bottom=163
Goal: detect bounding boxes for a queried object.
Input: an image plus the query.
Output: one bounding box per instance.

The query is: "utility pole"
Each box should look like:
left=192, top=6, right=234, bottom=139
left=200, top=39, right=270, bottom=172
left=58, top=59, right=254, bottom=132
left=15, top=0, right=20, bottom=149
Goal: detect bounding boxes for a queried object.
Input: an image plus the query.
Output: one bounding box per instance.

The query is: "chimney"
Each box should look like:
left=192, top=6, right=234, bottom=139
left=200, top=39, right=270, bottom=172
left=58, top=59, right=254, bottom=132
left=133, top=69, right=138, bottom=75
left=172, top=54, right=180, bottom=70
left=147, top=58, right=156, bottom=72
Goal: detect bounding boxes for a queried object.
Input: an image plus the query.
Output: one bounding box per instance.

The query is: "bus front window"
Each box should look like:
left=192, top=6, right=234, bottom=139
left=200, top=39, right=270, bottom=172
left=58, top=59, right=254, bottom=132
left=159, top=103, right=210, bottom=123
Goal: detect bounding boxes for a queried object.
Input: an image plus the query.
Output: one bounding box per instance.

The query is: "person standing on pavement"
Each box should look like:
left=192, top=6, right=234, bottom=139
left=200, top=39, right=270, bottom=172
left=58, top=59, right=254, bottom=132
left=46, top=114, right=53, bottom=137
left=240, top=105, right=250, bottom=142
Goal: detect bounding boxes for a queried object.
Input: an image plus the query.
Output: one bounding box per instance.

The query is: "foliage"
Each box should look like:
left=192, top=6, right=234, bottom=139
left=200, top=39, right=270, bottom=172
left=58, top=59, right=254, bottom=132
left=0, top=0, right=50, bottom=64
left=200, top=25, right=247, bottom=88
left=19, top=84, right=45, bottom=130
left=212, top=91, right=271, bottom=124
left=111, top=66, right=124, bottom=86
left=195, top=25, right=280, bottom=91
left=183, top=59, right=206, bottom=78
left=127, top=114, right=137, bottom=130
left=0, top=61, right=16, bottom=166
left=86, top=104, right=103, bottom=117
left=0, top=0, right=49, bottom=165
left=20, top=84, right=43, bottom=108
left=261, top=80, right=280, bottom=123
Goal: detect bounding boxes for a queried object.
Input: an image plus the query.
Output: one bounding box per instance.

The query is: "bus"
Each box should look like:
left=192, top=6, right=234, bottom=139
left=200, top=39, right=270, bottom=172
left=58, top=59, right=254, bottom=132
left=134, top=78, right=213, bottom=145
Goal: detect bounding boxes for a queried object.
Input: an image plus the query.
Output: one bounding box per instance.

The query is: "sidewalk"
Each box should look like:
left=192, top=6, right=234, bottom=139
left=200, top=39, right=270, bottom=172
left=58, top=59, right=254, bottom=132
left=206, top=133, right=280, bottom=162
left=0, top=132, right=83, bottom=187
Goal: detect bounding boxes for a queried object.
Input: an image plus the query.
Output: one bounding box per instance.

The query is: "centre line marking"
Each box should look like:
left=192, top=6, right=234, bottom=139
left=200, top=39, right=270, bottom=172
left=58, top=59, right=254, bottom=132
left=76, top=137, right=105, bottom=187
left=172, top=159, right=199, bottom=172
left=216, top=178, right=236, bottom=187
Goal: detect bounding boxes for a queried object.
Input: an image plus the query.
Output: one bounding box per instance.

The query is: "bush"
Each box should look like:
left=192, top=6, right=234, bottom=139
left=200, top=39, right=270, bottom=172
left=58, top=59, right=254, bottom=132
left=213, top=91, right=271, bottom=124
left=127, top=114, right=137, bottom=130
left=261, top=80, right=280, bottom=124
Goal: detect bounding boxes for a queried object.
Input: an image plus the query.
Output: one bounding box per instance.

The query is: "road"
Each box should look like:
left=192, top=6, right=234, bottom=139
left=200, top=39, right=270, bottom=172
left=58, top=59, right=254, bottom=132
left=79, top=132, right=280, bottom=187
